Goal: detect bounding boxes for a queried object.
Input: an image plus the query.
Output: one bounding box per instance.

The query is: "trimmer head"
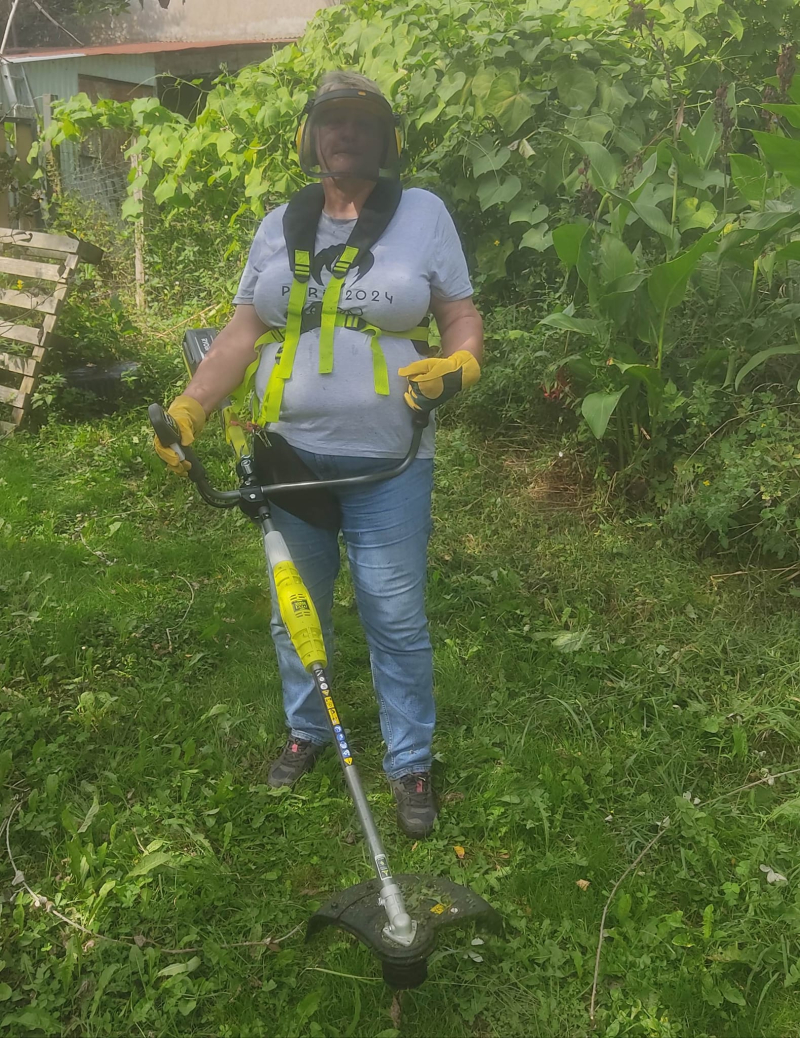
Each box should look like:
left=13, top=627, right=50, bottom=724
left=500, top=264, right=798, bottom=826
left=307, top=874, right=502, bottom=989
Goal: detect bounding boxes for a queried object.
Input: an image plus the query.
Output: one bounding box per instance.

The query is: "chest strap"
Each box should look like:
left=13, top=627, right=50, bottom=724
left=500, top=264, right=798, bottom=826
left=231, top=315, right=429, bottom=426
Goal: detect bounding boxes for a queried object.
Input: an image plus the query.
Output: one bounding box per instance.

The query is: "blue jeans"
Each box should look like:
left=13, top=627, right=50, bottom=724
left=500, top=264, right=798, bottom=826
left=265, top=449, right=435, bottom=779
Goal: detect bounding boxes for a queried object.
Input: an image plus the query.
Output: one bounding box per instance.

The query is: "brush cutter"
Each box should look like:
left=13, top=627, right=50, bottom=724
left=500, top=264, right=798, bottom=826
left=147, top=331, right=501, bottom=989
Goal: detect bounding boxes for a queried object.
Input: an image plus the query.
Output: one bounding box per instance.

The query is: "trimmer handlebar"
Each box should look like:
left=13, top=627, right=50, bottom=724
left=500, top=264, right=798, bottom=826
left=148, top=402, right=429, bottom=509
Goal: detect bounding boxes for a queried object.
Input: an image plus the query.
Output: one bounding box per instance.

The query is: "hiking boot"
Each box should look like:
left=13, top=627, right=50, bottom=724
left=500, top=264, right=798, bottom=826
left=268, top=738, right=324, bottom=788
left=389, top=772, right=438, bottom=838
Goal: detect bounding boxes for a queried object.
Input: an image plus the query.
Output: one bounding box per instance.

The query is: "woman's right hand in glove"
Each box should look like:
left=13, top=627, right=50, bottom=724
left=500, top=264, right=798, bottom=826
left=153, top=395, right=207, bottom=476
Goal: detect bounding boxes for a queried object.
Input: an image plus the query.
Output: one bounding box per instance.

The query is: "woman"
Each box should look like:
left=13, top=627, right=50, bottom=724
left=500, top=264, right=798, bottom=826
left=154, top=70, right=483, bottom=838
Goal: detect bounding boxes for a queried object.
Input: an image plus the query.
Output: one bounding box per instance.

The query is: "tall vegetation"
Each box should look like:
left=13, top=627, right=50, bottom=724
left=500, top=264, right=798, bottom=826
left=43, top=0, right=800, bottom=558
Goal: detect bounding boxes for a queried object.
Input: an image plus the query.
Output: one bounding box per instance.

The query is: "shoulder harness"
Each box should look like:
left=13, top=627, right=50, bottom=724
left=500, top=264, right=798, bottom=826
left=232, top=180, right=430, bottom=426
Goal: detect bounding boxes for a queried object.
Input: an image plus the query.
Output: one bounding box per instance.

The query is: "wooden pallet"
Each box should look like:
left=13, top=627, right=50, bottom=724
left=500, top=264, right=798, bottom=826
left=0, top=227, right=103, bottom=436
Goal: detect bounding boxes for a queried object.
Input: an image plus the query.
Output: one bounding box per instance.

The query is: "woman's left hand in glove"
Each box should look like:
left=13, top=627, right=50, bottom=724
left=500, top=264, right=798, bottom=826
left=398, top=350, right=481, bottom=413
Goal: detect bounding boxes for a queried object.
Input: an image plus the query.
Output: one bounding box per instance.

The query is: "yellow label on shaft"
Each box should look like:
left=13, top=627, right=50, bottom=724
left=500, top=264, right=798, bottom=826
left=273, top=561, right=327, bottom=670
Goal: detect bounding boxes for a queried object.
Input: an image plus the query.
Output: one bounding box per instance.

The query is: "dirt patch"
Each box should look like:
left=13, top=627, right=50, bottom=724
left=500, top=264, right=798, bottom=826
left=502, top=450, right=592, bottom=511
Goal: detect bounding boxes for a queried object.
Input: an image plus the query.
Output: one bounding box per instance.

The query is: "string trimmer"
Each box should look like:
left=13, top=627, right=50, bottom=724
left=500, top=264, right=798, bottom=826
left=147, top=331, right=501, bottom=990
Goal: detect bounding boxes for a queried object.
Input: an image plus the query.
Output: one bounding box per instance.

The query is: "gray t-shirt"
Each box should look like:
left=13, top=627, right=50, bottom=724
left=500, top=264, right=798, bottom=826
left=233, top=187, right=473, bottom=458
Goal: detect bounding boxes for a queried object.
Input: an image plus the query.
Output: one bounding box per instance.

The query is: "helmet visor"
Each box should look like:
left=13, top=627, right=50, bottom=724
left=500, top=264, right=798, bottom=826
left=298, top=90, right=400, bottom=180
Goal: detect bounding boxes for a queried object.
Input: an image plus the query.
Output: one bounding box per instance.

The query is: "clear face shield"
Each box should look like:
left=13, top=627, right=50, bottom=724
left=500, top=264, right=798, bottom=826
left=296, top=89, right=401, bottom=181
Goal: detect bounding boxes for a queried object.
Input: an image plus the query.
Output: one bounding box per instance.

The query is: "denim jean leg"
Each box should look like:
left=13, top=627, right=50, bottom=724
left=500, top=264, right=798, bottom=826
left=339, top=458, right=435, bottom=779
left=265, top=500, right=340, bottom=746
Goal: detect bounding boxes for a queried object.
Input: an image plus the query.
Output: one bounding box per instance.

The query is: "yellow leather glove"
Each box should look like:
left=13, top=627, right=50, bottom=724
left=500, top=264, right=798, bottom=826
left=398, top=350, right=481, bottom=413
left=153, top=395, right=206, bottom=476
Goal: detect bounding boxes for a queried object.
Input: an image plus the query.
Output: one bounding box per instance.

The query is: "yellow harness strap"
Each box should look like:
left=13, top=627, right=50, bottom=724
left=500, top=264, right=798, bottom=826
left=276, top=250, right=311, bottom=380
left=234, top=241, right=431, bottom=426
left=318, top=245, right=359, bottom=374
left=255, top=317, right=429, bottom=426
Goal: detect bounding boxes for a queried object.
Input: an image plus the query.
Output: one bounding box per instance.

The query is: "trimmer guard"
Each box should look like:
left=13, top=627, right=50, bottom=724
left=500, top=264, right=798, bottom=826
left=307, top=874, right=502, bottom=989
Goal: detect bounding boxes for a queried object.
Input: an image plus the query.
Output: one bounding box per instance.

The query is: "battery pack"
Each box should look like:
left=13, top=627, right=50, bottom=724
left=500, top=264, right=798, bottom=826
left=182, top=327, right=219, bottom=376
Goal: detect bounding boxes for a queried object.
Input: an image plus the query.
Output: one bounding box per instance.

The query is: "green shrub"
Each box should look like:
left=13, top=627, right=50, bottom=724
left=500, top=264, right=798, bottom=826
left=659, top=391, right=800, bottom=561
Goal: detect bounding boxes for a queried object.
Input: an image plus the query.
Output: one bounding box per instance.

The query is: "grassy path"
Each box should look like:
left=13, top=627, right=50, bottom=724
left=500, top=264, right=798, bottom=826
left=2, top=415, right=800, bottom=1037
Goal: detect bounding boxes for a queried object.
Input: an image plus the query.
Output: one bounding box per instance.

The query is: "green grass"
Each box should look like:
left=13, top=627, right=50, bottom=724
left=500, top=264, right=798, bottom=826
left=3, top=414, right=800, bottom=1037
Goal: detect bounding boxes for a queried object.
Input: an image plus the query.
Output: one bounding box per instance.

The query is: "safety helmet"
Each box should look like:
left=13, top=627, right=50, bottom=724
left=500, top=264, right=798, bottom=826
left=295, top=87, right=402, bottom=181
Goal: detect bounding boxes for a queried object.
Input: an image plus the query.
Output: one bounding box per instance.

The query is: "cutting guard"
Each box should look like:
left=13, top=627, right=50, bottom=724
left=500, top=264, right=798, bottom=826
left=307, top=874, right=502, bottom=989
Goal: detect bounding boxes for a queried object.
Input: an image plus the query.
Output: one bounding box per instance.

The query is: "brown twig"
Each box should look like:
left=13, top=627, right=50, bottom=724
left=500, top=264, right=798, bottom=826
left=78, top=526, right=115, bottom=567
left=174, top=575, right=196, bottom=627
left=589, top=766, right=800, bottom=1025
left=150, top=305, right=221, bottom=340
left=589, top=825, right=668, bottom=1024
left=30, top=0, right=83, bottom=44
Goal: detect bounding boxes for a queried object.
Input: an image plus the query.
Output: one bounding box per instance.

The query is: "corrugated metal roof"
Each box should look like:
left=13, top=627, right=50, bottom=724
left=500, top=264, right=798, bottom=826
left=4, top=38, right=295, bottom=62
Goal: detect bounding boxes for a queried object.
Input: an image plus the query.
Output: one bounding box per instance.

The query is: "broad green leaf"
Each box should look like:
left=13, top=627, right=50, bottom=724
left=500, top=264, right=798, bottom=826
left=734, top=345, right=800, bottom=391
left=212, top=130, right=234, bottom=159
left=683, top=106, right=721, bottom=169
left=128, top=850, right=175, bottom=877
left=720, top=981, right=746, bottom=1006
left=568, top=138, right=620, bottom=191
left=597, top=78, right=635, bottom=120
left=470, top=66, right=494, bottom=101
left=417, top=96, right=445, bottom=128
left=1, top=1009, right=61, bottom=1032
left=632, top=202, right=675, bottom=238
left=77, top=797, right=100, bottom=834
left=604, top=272, right=647, bottom=295
left=762, top=104, right=800, bottom=129
left=718, top=211, right=800, bottom=260
left=753, top=130, right=800, bottom=186
left=474, top=237, right=513, bottom=281
left=718, top=4, right=744, bottom=39
left=612, top=361, right=665, bottom=403
left=244, top=165, right=266, bottom=198
left=438, top=71, right=466, bottom=102
left=508, top=201, right=548, bottom=225
left=582, top=389, right=626, bottom=439
left=775, top=240, right=800, bottom=262
left=553, top=222, right=590, bottom=271
left=576, top=230, right=595, bottom=288
left=296, top=990, right=323, bottom=1024
left=611, top=190, right=674, bottom=238
left=703, top=904, right=714, bottom=940
left=0, top=984, right=9, bottom=1002
left=648, top=234, right=718, bottom=314
left=152, top=178, right=177, bottom=205
left=555, top=66, right=597, bottom=112
left=600, top=273, right=647, bottom=326
left=695, top=0, right=721, bottom=16
left=520, top=224, right=553, bottom=251
left=677, top=27, right=706, bottom=55
left=471, top=142, right=511, bottom=178
left=477, top=175, right=521, bottom=211
left=729, top=153, right=770, bottom=203
left=743, top=210, right=800, bottom=232
left=631, top=151, right=659, bottom=194
left=677, top=197, right=717, bottom=231
left=599, top=234, right=635, bottom=285
left=157, top=956, right=201, bottom=979
left=539, top=313, right=603, bottom=336
left=486, top=71, right=533, bottom=134
left=566, top=112, right=614, bottom=143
